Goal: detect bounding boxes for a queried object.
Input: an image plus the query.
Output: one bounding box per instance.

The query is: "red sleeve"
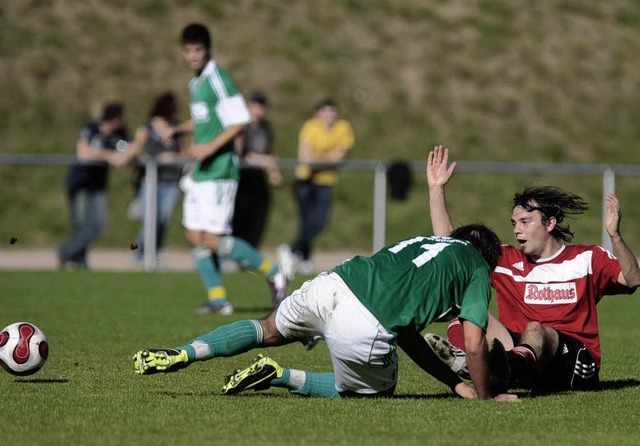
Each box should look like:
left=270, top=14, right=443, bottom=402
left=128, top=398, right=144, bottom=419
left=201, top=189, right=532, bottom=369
left=590, top=245, right=635, bottom=300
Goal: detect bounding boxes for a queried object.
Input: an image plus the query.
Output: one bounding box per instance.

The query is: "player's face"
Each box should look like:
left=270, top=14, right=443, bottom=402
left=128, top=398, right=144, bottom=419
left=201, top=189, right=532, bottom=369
left=182, top=43, right=208, bottom=73
left=511, top=205, right=555, bottom=260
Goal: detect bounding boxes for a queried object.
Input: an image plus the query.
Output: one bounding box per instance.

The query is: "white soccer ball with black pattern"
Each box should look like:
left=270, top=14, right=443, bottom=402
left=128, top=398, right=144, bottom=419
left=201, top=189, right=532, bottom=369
left=0, top=322, right=49, bottom=376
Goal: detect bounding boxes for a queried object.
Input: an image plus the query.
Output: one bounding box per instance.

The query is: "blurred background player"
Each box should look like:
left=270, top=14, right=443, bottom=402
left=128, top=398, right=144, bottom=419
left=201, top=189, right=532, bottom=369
left=58, top=102, right=129, bottom=269
left=232, top=90, right=282, bottom=249
left=122, top=92, right=184, bottom=269
left=175, top=23, right=293, bottom=314
left=425, top=145, right=640, bottom=393
left=285, top=99, right=354, bottom=274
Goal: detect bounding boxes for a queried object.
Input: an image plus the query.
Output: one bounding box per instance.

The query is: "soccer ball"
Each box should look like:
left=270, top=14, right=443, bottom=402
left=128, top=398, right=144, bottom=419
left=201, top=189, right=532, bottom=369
left=0, top=322, right=49, bottom=376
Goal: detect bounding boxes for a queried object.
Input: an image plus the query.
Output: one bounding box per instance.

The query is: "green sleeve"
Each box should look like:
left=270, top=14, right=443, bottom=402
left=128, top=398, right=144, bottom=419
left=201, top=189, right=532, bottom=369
left=457, top=268, right=491, bottom=331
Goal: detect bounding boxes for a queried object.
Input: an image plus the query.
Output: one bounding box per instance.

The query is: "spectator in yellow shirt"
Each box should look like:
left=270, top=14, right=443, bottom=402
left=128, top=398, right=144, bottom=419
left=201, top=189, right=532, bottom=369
left=288, top=99, right=354, bottom=273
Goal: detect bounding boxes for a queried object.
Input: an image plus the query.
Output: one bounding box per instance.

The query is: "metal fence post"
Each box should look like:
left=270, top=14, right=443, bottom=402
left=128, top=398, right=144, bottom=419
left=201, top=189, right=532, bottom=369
left=143, top=158, right=158, bottom=271
left=373, top=161, right=387, bottom=253
left=601, top=167, right=615, bottom=252
left=2, top=154, right=640, bottom=262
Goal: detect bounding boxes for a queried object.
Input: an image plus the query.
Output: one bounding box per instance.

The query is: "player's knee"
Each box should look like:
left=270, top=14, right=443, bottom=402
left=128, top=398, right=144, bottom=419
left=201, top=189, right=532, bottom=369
left=524, top=321, right=545, bottom=334
left=202, top=233, right=222, bottom=251
left=184, top=230, right=199, bottom=246
left=523, top=321, right=556, bottom=345
left=185, top=231, right=221, bottom=251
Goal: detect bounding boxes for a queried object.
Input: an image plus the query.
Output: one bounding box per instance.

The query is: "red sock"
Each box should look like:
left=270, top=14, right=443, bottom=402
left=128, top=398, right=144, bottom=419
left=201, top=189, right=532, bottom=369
left=447, top=318, right=465, bottom=351
left=508, top=344, right=537, bottom=378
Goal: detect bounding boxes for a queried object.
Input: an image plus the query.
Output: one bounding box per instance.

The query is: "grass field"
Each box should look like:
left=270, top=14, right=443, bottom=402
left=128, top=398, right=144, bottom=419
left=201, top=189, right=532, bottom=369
left=1, top=270, right=639, bottom=446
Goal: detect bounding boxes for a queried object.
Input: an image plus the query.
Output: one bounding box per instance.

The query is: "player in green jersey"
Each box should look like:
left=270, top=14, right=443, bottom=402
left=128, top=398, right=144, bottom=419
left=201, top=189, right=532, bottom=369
left=174, top=24, right=294, bottom=315
left=133, top=222, right=519, bottom=402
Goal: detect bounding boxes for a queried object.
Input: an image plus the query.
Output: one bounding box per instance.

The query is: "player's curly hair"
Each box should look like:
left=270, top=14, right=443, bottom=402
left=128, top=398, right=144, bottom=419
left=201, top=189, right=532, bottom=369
left=450, top=223, right=502, bottom=270
left=513, top=186, right=588, bottom=243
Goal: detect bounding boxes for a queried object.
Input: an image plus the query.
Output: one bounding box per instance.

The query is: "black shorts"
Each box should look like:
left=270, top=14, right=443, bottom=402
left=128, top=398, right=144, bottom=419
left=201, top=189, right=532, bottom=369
left=509, top=330, right=599, bottom=392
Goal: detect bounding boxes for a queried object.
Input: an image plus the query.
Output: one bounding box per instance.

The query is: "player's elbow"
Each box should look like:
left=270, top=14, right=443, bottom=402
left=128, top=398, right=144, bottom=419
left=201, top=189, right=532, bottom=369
left=461, top=320, right=487, bottom=358
left=627, top=272, right=640, bottom=289
left=620, top=270, right=640, bottom=289
left=464, top=337, right=486, bottom=359
left=465, top=344, right=485, bottom=360
left=627, top=282, right=640, bottom=292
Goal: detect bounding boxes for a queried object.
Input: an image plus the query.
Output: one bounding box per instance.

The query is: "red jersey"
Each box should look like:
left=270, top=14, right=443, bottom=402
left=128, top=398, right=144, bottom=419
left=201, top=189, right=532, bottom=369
left=491, top=244, right=634, bottom=367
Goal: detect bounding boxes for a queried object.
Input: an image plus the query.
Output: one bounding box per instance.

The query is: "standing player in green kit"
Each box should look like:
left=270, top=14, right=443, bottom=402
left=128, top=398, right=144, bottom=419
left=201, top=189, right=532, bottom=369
left=133, top=223, right=519, bottom=402
left=176, top=24, right=293, bottom=315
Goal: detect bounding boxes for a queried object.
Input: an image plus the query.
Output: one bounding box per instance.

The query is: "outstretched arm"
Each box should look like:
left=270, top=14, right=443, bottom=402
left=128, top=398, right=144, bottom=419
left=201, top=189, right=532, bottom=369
left=605, top=194, right=640, bottom=288
left=427, top=145, right=456, bottom=236
left=397, top=328, right=519, bottom=401
left=460, top=321, right=490, bottom=399
left=461, top=320, right=519, bottom=402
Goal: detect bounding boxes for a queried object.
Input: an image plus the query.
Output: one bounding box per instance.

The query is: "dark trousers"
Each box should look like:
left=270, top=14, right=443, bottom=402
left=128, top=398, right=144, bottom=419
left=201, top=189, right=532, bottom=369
left=291, top=181, right=332, bottom=260
left=232, top=169, right=271, bottom=248
left=58, top=188, right=107, bottom=267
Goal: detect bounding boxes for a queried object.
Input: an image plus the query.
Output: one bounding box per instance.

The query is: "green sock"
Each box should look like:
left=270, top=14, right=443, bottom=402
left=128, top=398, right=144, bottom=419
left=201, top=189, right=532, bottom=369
left=177, top=320, right=263, bottom=362
left=290, top=372, right=340, bottom=399
left=272, top=369, right=339, bottom=398
left=218, top=236, right=277, bottom=278
left=271, top=368, right=291, bottom=386
left=191, top=246, right=224, bottom=293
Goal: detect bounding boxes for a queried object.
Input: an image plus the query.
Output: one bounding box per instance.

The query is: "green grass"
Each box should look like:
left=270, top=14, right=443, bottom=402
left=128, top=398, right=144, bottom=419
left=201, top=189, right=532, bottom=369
left=1, top=271, right=639, bottom=445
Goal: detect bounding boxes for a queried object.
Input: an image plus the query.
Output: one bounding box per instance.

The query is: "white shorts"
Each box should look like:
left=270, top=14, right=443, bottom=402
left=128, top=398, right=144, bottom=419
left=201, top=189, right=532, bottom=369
left=276, top=272, right=398, bottom=395
left=182, top=179, right=237, bottom=234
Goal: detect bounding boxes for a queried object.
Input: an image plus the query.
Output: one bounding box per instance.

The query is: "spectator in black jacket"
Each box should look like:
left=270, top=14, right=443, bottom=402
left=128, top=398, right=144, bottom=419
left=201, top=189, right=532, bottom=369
left=58, top=102, right=129, bottom=269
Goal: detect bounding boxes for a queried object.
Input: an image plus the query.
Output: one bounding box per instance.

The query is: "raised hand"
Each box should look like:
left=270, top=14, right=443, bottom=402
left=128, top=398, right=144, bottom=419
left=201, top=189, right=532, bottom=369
left=426, top=145, right=456, bottom=189
left=604, top=193, right=621, bottom=238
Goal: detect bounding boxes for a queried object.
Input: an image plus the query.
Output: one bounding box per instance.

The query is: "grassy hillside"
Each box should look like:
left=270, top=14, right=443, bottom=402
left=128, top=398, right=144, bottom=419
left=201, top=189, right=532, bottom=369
left=2, top=0, right=640, bottom=252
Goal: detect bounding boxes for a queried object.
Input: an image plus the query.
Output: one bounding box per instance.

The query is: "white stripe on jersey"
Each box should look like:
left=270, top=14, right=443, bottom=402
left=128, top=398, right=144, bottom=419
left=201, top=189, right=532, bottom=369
left=207, top=63, right=229, bottom=100
left=494, top=250, right=594, bottom=283
left=201, top=61, right=250, bottom=127
left=189, top=61, right=214, bottom=92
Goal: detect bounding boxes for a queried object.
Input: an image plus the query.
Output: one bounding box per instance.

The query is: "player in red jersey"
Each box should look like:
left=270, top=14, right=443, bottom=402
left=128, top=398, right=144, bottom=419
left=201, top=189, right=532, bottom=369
left=425, top=145, right=640, bottom=392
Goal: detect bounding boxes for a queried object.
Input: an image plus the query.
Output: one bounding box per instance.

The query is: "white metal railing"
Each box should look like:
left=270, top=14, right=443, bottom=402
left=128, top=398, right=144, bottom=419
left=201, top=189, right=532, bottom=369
left=2, top=153, right=639, bottom=271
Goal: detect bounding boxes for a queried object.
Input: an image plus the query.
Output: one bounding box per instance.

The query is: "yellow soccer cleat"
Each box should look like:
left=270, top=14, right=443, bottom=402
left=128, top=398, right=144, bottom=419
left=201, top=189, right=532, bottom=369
left=222, top=354, right=283, bottom=395
left=133, top=348, right=188, bottom=375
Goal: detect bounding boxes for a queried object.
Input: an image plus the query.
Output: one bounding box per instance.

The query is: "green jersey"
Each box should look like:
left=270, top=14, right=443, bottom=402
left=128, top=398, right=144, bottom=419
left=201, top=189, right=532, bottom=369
left=333, top=236, right=492, bottom=335
left=189, top=60, right=251, bottom=181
